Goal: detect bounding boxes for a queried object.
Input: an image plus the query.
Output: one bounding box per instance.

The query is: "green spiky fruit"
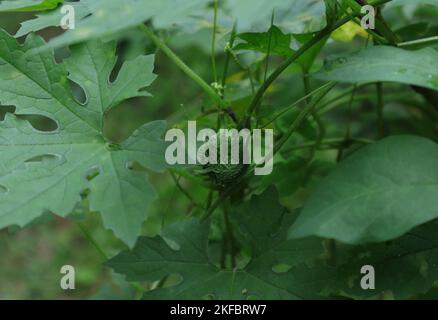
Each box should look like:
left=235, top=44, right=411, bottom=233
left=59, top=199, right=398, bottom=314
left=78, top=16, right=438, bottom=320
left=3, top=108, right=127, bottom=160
left=195, top=132, right=249, bottom=190
left=201, top=162, right=247, bottom=190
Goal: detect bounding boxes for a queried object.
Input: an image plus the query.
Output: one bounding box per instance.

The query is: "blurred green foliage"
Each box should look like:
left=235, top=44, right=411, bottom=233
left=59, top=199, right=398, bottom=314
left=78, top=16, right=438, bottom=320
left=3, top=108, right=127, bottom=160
left=0, top=1, right=437, bottom=299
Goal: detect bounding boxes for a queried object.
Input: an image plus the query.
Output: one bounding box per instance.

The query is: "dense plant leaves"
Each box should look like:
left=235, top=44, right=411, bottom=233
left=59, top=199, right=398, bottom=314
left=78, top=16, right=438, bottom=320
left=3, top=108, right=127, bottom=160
left=21, top=0, right=210, bottom=48
left=324, top=0, right=343, bottom=26
left=234, top=26, right=294, bottom=56
left=331, top=222, right=438, bottom=299
left=16, top=1, right=90, bottom=37
left=107, top=188, right=329, bottom=299
left=224, top=0, right=327, bottom=34
left=0, top=30, right=166, bottom=247
left=293, top=33, right=328, bottom=72
left=19, top=0, right=328, bottom=50
left=256, top=157, right=311, bottom=198
left=257, top=157, right=334, bottom=198
left=314, top=46, right=438, bottom=91
left=388, top=0, right=438, bottom=8
left=289, top=135, right=438, bottom=244
left=331, top=21, right=368, bottom=43
left=0, top=0, right=62, bottom=12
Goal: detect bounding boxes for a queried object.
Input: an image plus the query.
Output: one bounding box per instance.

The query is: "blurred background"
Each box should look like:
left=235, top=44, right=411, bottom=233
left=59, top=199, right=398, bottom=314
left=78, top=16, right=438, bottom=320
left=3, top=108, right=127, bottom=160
left=0, top=1, right=437, bottom=299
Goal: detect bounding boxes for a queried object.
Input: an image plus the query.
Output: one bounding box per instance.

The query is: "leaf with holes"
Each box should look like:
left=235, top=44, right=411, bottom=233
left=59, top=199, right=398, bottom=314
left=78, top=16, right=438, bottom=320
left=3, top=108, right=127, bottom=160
left=0, top=29, right=166, bottom=247
left=107, top=188, right=330, bottom=299
left=326, top=222, right=438, bottom=299
left=234, top=26, right=294, bottom=56
left=15, top=1, right=90, bottom=37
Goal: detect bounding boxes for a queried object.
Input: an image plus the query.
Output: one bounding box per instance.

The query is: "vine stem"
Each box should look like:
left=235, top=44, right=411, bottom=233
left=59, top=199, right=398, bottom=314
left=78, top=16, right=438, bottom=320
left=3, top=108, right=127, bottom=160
left=318, top=83, right=370, bottom=113
left=337, top=84, right=357, bottom=161
left=76, top=222, right=145, bottom=296
left=303, top=74, right=325, bottom=159
left=240, top=0, right=392, bottom=128
left=211, top=0, right=219, bottom=83
left=261, top=82, right=335, bottom=128
left=397, top=36, right=438, bottom=48
left=76, top=221, right=108, bottom=261
left=221, top=24, right=237, bottom=97
left=240, top=16, right=354, bottom=128
left=139, top=24, right=226, bottom=108
left=200, top=185, right=237, bottom=222
left=263, top=12, right=275, bottom=82
left=274, top=82, right=337, bottom=154
left=202, top=83, right=336, bottom=222
left=351, top=0, right=399, bottom=44
left=223, top=201, right=237, bottom=269
left=169, top=171, right=204, bottom=209
left=216, top=24, right=238, bottom=128
left=282, top=137, right=373, bottom=153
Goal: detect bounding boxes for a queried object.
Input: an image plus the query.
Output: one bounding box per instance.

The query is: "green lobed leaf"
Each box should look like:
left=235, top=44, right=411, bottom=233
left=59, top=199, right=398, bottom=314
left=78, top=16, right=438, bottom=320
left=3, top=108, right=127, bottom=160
left=0, top=29, right=167, bottom=247
left=289, top=135, right=438, bottom=244
left=23, top=0, right=210, bottom=49
left=330, top=222, right=438, bottom=299
left=225, top=0, right=327, bottom=34
left=234, top=26, right=295, bottom=56
left=18, top=0, right=329, bottom=51
left=0, top=0, right=62, bottom=12
left=107, top=188, right=329, bottom=299
left=314, top=46, right=438, bottom=91
left=257, top=157, right=334, bottom=198
left=294, top=33, right=329, bottom=72
left=16, top=1, right=90, bottom=37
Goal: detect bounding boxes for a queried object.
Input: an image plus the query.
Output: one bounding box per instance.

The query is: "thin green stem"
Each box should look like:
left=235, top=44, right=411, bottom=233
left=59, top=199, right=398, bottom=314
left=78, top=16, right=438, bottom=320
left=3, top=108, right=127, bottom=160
left=170, top=172, right=204, bottom=209
left=195, top=108, right=220, bottom=120
left=240, top=14, right=360, bottom=128
left=274, top=83, right=337, bottom=154
left=264, top=12, right=275, bottom=82
left=201, top=186, right=236, bottom=222
left=375, top=9, right=400, bottom=45
left=261, top=82, right=334, bottom=128
left=283, top=137, right=373, bottom=152
left=211, top=0, right=219, bottom=83
left=397, top=36, right=438, bottom=48
left=200, top=86, right=337, bottom=218
left=221, top=24, right=237, bottom=98
left=348, top=0, right=398, bottom=44
left=350, top=16, right=387, bottom=44
left=223, top=201, right=237, bottom=269
left=205, top=190, right=214, bottom=212
left=140, top=24, right=225, bottom=108
left=303, top=74, right=325, bottom=159
left=216, top=24, right=238, bottom=128
left=337, top=84, right=357, bottom=161
left=318, top=83, right=370, bottom=114
left=76, top=222, right=107, bottom=261
left=76, top=221, right=148, bottom=296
